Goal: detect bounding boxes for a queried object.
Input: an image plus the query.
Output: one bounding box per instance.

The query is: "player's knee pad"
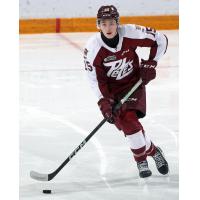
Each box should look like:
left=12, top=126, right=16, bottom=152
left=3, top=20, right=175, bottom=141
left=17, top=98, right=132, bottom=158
left=115, top=110, right=143, bottom=135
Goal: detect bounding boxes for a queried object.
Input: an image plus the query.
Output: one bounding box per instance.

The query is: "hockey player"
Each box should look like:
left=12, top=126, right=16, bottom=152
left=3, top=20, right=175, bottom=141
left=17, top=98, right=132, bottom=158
left=84, top=5, right=169, bottom=178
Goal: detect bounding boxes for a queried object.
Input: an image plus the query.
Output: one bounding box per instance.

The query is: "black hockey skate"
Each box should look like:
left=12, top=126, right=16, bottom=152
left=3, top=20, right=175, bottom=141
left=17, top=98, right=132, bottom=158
left=152, top=147, right=169, bottom=175
left=137, top=160, right=152, bottom=178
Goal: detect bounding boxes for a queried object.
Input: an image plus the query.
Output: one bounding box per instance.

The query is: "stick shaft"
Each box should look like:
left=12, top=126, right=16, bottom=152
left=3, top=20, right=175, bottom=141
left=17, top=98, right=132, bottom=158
left=49, top=118, right=107, bottom=180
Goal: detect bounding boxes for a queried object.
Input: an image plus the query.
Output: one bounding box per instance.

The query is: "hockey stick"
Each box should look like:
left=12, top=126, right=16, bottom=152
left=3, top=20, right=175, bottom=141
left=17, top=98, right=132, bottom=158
left=30, top=78, right=143, bottom=181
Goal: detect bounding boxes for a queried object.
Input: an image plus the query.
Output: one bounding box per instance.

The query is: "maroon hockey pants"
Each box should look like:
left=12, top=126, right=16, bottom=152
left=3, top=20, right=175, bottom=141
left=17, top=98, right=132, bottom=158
left=114, top=109, right=143, bottom=135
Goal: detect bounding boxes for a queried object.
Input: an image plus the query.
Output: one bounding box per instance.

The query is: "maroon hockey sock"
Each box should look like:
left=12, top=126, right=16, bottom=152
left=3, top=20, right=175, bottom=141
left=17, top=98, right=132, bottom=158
left=146, top=142, right=156, bottom=156
left=131, top=146, right=147, bottom=162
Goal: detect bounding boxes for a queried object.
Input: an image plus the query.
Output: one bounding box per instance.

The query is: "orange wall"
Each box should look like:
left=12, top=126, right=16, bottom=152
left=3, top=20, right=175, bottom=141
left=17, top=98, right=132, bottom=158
left=19, top=15, right=179, bottom=34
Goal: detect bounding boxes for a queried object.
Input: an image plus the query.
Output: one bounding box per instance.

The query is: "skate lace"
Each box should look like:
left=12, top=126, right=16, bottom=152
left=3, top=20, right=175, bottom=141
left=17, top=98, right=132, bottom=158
left=153, top=152, right=165, bottom=168
left=138, top=161, right=149, bottom=172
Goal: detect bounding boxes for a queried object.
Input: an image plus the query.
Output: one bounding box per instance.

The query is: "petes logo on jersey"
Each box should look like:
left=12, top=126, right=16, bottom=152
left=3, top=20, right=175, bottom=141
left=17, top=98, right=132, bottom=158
left=104, top=57, right=134, bottom=80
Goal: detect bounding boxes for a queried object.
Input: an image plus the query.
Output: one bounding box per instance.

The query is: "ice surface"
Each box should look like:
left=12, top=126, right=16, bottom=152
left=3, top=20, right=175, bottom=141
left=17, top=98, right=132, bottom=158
left=20, top=31, right=178, bottom=199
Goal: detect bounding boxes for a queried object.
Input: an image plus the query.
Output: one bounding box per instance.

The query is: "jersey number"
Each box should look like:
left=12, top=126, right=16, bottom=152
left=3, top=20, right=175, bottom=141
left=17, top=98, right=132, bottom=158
left=146, top=27, right=156, bottom=37
left=84, top=60, right=93, bottom=71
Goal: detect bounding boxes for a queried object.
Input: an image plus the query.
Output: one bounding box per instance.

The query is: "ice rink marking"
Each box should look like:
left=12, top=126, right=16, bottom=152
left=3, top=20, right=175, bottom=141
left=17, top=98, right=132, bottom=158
left=150, top=118, right=178, bottom=147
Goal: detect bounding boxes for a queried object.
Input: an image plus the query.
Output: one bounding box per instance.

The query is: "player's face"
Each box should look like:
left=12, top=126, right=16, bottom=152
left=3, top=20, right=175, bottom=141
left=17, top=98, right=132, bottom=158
left=99, top=19, right=117, bottom=39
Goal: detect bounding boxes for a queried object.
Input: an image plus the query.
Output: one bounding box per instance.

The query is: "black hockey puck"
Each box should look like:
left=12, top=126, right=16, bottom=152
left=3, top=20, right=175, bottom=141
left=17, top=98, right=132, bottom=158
left=43, top=189, right=51, bottom=194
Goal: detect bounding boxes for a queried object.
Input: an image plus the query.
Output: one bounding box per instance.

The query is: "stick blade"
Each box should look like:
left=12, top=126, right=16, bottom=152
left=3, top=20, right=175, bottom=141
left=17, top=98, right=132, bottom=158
left=30, top=170, right=49, bottom=181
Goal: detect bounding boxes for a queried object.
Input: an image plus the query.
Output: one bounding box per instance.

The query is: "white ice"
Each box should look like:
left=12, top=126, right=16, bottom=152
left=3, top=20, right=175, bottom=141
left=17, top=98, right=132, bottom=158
left=20, top=31, right=178, bottom=200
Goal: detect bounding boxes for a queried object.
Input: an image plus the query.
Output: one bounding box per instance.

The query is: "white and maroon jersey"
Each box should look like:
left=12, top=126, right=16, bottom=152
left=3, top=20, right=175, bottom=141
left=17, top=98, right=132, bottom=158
left=84, top=24, right=168, bottom=100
